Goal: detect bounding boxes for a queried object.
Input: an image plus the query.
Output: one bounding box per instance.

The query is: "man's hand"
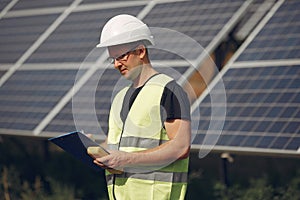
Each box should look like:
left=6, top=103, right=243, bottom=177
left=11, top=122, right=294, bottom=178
left=93, top=150, right=130, bottom=171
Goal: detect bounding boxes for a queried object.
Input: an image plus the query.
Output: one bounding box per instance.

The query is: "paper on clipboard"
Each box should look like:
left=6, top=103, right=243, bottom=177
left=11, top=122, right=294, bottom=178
left=48, top=131, right=108, bottom=172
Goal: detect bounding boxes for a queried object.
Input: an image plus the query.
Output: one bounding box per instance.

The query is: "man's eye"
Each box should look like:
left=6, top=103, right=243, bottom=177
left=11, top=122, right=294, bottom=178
left=118, top=53, right=126, bottom=59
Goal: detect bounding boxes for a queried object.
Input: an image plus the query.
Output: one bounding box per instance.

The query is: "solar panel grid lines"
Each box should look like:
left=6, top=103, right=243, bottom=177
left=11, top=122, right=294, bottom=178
left=192, top=62, right=300, bottom=154
left=1, top=0, right=298, bottom=157
left=285, top=131, right=300, bottom=151
left=0, top=69, right=80, bottom=131
left=44, top=65, right=189, bottom=136
left=25, top=6, right=144, bottom=63
left=11, top=0, right=74, bottom=11
left=237, top=0, right=300, bottom=62
left=79, top=0, right=148, bottom=5
left=46, top=68, right=121, bottom=134
left=0, top=14, right=59, bottom=63
left=0, top=0, right=18, bottom=19
left=0, top=0, right=250, bottom=138
left=32, top=56, right=109, bottom=135
left=34, top=2, right=155, bottom=135
left=178, top=0, right=253, bottom=85
left=36, top=0, right=203, bottom=136
left=0, top=0, right=13, bottom=11
left=0, top=0, right=83, bottom=89
left=144, top=0, right=247, bottom=48
left=222, top=0, right=285, bottom=69
left=234, top=0, right=276, bottom=41
left=0, top=70, right=6, bottom=79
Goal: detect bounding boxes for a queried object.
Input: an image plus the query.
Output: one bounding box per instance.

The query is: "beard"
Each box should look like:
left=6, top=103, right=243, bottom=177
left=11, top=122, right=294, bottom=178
left=125, top=65, right=143, bottom=81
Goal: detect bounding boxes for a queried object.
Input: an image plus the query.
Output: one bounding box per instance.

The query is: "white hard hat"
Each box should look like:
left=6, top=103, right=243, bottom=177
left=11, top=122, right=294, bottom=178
left=96, top=14, right=154, bottom=48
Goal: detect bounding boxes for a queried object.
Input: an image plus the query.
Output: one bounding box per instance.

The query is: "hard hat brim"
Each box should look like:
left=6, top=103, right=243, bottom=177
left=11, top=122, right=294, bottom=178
left=96, top=24, right=154, bottom=48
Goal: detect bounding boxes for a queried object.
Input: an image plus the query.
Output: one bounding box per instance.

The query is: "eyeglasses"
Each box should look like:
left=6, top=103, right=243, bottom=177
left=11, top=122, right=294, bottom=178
left=107, top=46, right=139, bottom=64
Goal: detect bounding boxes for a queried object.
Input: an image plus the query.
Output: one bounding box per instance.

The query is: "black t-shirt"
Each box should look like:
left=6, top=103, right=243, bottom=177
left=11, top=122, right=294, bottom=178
left=120, top=75, right=191, bottom=124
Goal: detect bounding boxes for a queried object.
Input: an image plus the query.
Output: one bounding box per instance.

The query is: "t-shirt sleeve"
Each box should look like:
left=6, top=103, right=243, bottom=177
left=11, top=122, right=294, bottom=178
left=161, top=80, right=191, bottom=122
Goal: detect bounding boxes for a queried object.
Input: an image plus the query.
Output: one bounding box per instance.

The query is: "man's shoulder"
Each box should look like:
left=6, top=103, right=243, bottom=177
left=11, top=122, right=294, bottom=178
left=147, top=73, right=173, bottom=86
left=165, top=79, right=184, bottom=92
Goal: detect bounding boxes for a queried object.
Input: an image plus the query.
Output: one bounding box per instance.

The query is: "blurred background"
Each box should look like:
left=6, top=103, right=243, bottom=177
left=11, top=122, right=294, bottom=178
left=0, top=0, right=299, bottom=199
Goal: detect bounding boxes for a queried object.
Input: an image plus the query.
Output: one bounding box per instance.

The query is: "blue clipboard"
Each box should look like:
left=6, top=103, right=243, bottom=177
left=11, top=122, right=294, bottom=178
left=48, top=131, right=108, bottom=172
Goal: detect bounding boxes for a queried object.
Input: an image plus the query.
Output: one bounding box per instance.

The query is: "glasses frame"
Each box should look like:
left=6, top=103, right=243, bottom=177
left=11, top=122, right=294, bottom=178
left=107, top=45, right=140, bottom=64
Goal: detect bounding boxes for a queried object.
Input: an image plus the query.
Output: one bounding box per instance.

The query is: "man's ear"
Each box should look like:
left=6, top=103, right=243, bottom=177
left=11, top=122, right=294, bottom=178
left=138, top=45, right=146, bottom=59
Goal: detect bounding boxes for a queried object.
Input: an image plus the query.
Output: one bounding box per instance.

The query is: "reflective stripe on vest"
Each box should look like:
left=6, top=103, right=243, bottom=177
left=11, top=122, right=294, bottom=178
left=106, top=171, right=188, bottom=185
left=106, top=74, right=189, bottom=200
left=108, top=136, right=168, bottom=150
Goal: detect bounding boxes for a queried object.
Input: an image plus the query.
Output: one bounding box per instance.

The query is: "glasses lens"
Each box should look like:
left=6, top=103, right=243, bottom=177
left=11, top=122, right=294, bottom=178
left=116, top=52, right=128, bottom=61
left=107, top=47, right=137, bottom=64
left=107, top=57, right=115, bottom=64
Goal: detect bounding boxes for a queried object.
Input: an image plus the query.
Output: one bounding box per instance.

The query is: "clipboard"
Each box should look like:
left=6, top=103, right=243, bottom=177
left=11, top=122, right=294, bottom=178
left=48, top=131, right=109, bottom=172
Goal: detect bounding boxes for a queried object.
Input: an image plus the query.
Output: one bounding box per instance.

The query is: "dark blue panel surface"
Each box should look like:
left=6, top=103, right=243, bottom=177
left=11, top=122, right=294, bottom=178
left=144, top=0, right=244, bottom=60
left=0, top=0, right=11, bottom=11
left=26, top=6, right=143, bottom=63
left=0, top=70, right=6, bottom=79
left=80, top=0, right=121, bottom=4
left=0, top=69, right=81, bottom=130
left=237, top=0, right=300, bottom=61
left=12, top=0, right=73, bottom=10
left=192, top=65, right=300, bottom=151
left=0, top=14, right=59, bottom=63
left=44, top=66, right=188, bottom=135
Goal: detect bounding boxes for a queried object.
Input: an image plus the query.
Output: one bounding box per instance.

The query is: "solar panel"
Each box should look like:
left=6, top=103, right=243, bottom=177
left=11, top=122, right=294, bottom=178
left=2, top=0, right=280, bottom=158
left=11, top=0, right=73, bottom=10
left=32, top=0, right=249, bottom=137
left=43, top=65, right=189, bottom=137
left=237, top=0, right=300, bottom=61
left=193, top=65, right=299, bottom=151
left=0, top=70, right=5, bottom=78
left=0, top=0, right=11, bottom=11
left=26, top=6, right=144, bottom=63
left=0, top=69, right=82, bottom=131
left=143, top=0, right=246, bottom=60
left=0, top=14, right=59, bottom=63
left=80, top=0, right=120, bottom=4
left=192, top=0, right=300, bottom=156
left=43, top=68, right=119, bottom=135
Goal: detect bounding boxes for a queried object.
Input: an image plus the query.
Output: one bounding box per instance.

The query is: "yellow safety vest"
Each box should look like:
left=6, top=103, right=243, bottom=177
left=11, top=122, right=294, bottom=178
left=106, top=74, right=189, bottom=200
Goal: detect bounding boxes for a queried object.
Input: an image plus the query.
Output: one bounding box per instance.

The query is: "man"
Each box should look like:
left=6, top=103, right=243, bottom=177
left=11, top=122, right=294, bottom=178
left=93, top=14, right=191, bottom=200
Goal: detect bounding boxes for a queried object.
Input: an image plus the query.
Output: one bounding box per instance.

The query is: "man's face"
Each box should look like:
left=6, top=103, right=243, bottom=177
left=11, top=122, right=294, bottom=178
left=107, top=43, right=142, bottom=80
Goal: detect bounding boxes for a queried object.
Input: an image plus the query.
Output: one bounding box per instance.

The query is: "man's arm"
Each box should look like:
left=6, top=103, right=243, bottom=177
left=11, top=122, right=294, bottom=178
left=93, top=119, right=191, bottom=169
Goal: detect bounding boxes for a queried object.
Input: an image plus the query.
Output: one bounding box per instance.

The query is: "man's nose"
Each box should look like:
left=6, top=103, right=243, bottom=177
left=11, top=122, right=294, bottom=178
left=114, top=59, right=122, bottom=69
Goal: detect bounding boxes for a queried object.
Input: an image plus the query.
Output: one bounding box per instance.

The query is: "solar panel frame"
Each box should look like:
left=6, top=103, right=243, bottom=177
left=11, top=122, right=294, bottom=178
left=80, top=0, right=120, bottom=4
left=43, top=65, right=190, bottom=137
left=198, top=65, right=299, bottom=148
left=34, top=0, right=253, bottom=138
left=3, top=0, right=297, bottom=159
left=0, top=0, right=12, bottom=12
left=143, top=0, right=247, bottom=60
left=191, top=0, right=300, bottom=156
left=192, top=1, right=300, bottom=156
left=0, top=68, right=83, bottom=131
left=236, top=0, right=300, bottom=62
left=0, top=70, right=6, bottom=79
left=25, top=5, right=145, bottom=63
left=0, top=14, right=60, bottom=63
left=11, top=0, right=74, bottom=10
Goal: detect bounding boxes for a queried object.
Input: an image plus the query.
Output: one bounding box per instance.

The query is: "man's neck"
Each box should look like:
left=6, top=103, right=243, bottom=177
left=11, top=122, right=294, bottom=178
left=132, top=64, right=158, bottom=88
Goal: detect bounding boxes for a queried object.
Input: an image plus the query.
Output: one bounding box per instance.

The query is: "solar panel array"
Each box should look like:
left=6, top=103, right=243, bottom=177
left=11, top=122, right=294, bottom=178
left=11, top=0, right=73, bottom=10
left=237, top=0, right=300, bottom=61
left=192, top=0, right=300, bottom=156
left=0, top=14, right=59, bottom=63
left=0, top=0, right=248, bottom=137
left=1, top=0, right=298, bottom=156
left=0, top=69, right=80, bottom=131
